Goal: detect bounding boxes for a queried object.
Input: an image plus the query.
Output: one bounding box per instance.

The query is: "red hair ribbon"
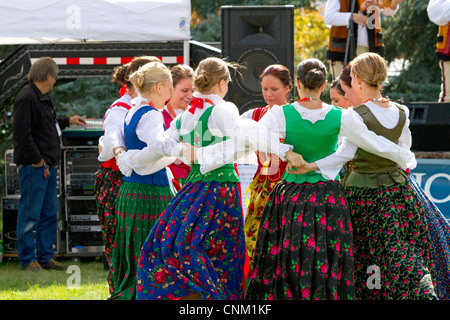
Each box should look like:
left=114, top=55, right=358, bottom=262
left=188, top=97, right=204, bottom=114
left=119, top=84, right=127, bottom=97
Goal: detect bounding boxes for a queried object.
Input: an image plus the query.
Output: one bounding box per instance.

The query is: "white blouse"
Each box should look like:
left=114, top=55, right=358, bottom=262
left=315, top=101, right=416, bottom=179
left=197, top=101, right=416, bottom=177
left=115, top=98, right=181, bottom=177
left=117, top=93, right=291, bottom=176
left=427, top=0, right=450, bottom=26
left=98, top=94, right=133, bottom=162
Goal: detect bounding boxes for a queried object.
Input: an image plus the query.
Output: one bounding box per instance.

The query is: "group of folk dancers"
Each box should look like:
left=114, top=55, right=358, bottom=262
left=94, top=53, right=450, bottom=300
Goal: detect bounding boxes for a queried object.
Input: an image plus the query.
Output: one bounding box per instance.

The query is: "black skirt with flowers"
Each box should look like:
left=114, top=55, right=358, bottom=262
left=245, top=180, right=355, bottom=300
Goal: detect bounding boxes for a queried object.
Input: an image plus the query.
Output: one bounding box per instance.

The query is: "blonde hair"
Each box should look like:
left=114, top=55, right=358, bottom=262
left=112, top=56, right=161, bottom=88
left=128, top=61, right=171, bottom=94
left=350, top=52, right=387, bottom=87
left=194, top=57, right=240, bottom=93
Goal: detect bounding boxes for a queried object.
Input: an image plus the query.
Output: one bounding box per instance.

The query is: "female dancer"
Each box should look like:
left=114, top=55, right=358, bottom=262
left=161, top=64, right=194, bottom=188
left=109, top=61, right=176, bottom=300
left=240, top=64, right=292, bottom=267
left=117, top=57, right=303, bottom=300
left=313, top=52, right=437, bottom=299
left=330, top=77, right=352, bottom=109
left=244, top=58, right=416, bottom=300
left=95, top=56, right=160, bottom=294
left=339, top=64, right=363, bottom=107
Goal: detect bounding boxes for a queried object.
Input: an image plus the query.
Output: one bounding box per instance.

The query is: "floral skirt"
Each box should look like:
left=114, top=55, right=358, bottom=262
left=136, top=181, right=246, bottom=300
left=94, top=167, right=123, bottom=294
left=244, top=174, right=281, bottom=268
left=409, top=175, right=450, bottom=300
left=245, top=180, right=355, bottom=300
left=346, top=181, right=437, bottom=300
left=109, top=181, right=174, bottom=300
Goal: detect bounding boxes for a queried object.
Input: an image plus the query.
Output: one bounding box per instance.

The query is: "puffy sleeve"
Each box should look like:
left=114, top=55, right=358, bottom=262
left=324, top=0, right=352, bottom=26
left=240, top=108, right=254, bottom=120
left=116, top=109, right=183, bottom=177
left=196, top=103, right=292, bottom=174
left=97, top=106, right=129, bottom=162
left=315, top=107, right=416, bottom=179
left=427, top=0, right=450, bottom=25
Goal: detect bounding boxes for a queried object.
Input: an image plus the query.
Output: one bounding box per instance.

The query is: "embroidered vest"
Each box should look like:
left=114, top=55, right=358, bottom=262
left=176, top=104, right=239, bottom=184
left=327, top=0, right=385, bottom=62
left=100, top=97, right=133, bottom=172
left=251, top=107, right=287, bottom=183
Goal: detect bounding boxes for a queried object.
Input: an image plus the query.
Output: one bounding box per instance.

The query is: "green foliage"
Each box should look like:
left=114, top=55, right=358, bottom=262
left=191, top=0, right=312, bottom=21
left=51, top=78, right=119, bottom=119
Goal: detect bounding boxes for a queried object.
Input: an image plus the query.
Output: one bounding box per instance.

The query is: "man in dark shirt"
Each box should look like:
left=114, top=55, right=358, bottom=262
left=12, top=57, right=85, bottom=271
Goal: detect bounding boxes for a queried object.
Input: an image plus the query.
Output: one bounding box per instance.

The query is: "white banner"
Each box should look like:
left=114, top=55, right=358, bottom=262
left=0, top=0, right=190, bottom=43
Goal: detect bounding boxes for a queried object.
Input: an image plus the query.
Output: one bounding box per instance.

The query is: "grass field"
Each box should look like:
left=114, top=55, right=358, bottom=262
left=0, top=257, right=109, bottom=300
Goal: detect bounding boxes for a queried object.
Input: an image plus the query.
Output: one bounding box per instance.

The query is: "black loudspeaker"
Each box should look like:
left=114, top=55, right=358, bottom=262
left=406, top=102, right=450, bottom=152
left=189, top=41, right=221, bottom=69
left=221, top=5, right=294, bottom=114
left=2, top=197, right=20, bottom=253
left=1, top=197, right=62, bottom=253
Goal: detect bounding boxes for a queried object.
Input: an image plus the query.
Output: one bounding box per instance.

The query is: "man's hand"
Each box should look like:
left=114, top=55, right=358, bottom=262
left=359, top=0, right=379, bottom=12
left=69, top=115, right=87, bottom=126
left=352, top=13, right=369, bottom=26
left=32, top=158, right=45, bottom=167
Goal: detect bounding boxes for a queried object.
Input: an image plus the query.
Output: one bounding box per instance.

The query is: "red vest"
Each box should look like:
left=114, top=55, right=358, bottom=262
left=100, top=101, right=133, bottom=172
left=437, top=23, right=450, bottom=60
left=251, top=107, right=287, bottom=183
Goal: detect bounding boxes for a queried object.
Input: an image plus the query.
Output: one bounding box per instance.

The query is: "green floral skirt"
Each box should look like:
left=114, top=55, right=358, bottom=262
left=109, top=181, right=174, bottom=300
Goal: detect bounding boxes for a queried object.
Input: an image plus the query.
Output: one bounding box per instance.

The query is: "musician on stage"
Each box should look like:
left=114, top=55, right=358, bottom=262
left=427, top=0, right=450, bottom=103
left=324, top=0, right=402, bottom=78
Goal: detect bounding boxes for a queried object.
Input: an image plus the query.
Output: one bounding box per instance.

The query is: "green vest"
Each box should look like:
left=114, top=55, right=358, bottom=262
left=344, top=103, right=408, bottom=188
left=176, top=106, right=239, bottom=183
left=282, top=104, right=342, bottom=183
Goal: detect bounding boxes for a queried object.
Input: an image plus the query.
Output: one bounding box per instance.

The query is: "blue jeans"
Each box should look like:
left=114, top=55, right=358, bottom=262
left=17, top=165, right=58, bottom=267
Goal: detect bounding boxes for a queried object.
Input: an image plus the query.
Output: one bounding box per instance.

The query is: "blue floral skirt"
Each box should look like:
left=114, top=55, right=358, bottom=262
left=136, top=181, right=246, bottom=300
left=409, top=175, right=450, bottom=300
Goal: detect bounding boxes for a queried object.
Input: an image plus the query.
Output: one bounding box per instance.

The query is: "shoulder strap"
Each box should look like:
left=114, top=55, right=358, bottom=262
left=353, top=104, right=370, bottom=117
left=393, top=103, right=406, bottom=129
left=111, top=101, right=133, bottom=110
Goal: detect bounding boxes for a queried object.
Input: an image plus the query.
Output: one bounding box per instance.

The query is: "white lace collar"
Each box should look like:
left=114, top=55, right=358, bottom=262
left=293, top=101, right=333, bottom=124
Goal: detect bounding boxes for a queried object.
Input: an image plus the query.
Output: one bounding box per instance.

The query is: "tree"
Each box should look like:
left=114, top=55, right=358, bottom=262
left=383, top=0, right=440, bottom=102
